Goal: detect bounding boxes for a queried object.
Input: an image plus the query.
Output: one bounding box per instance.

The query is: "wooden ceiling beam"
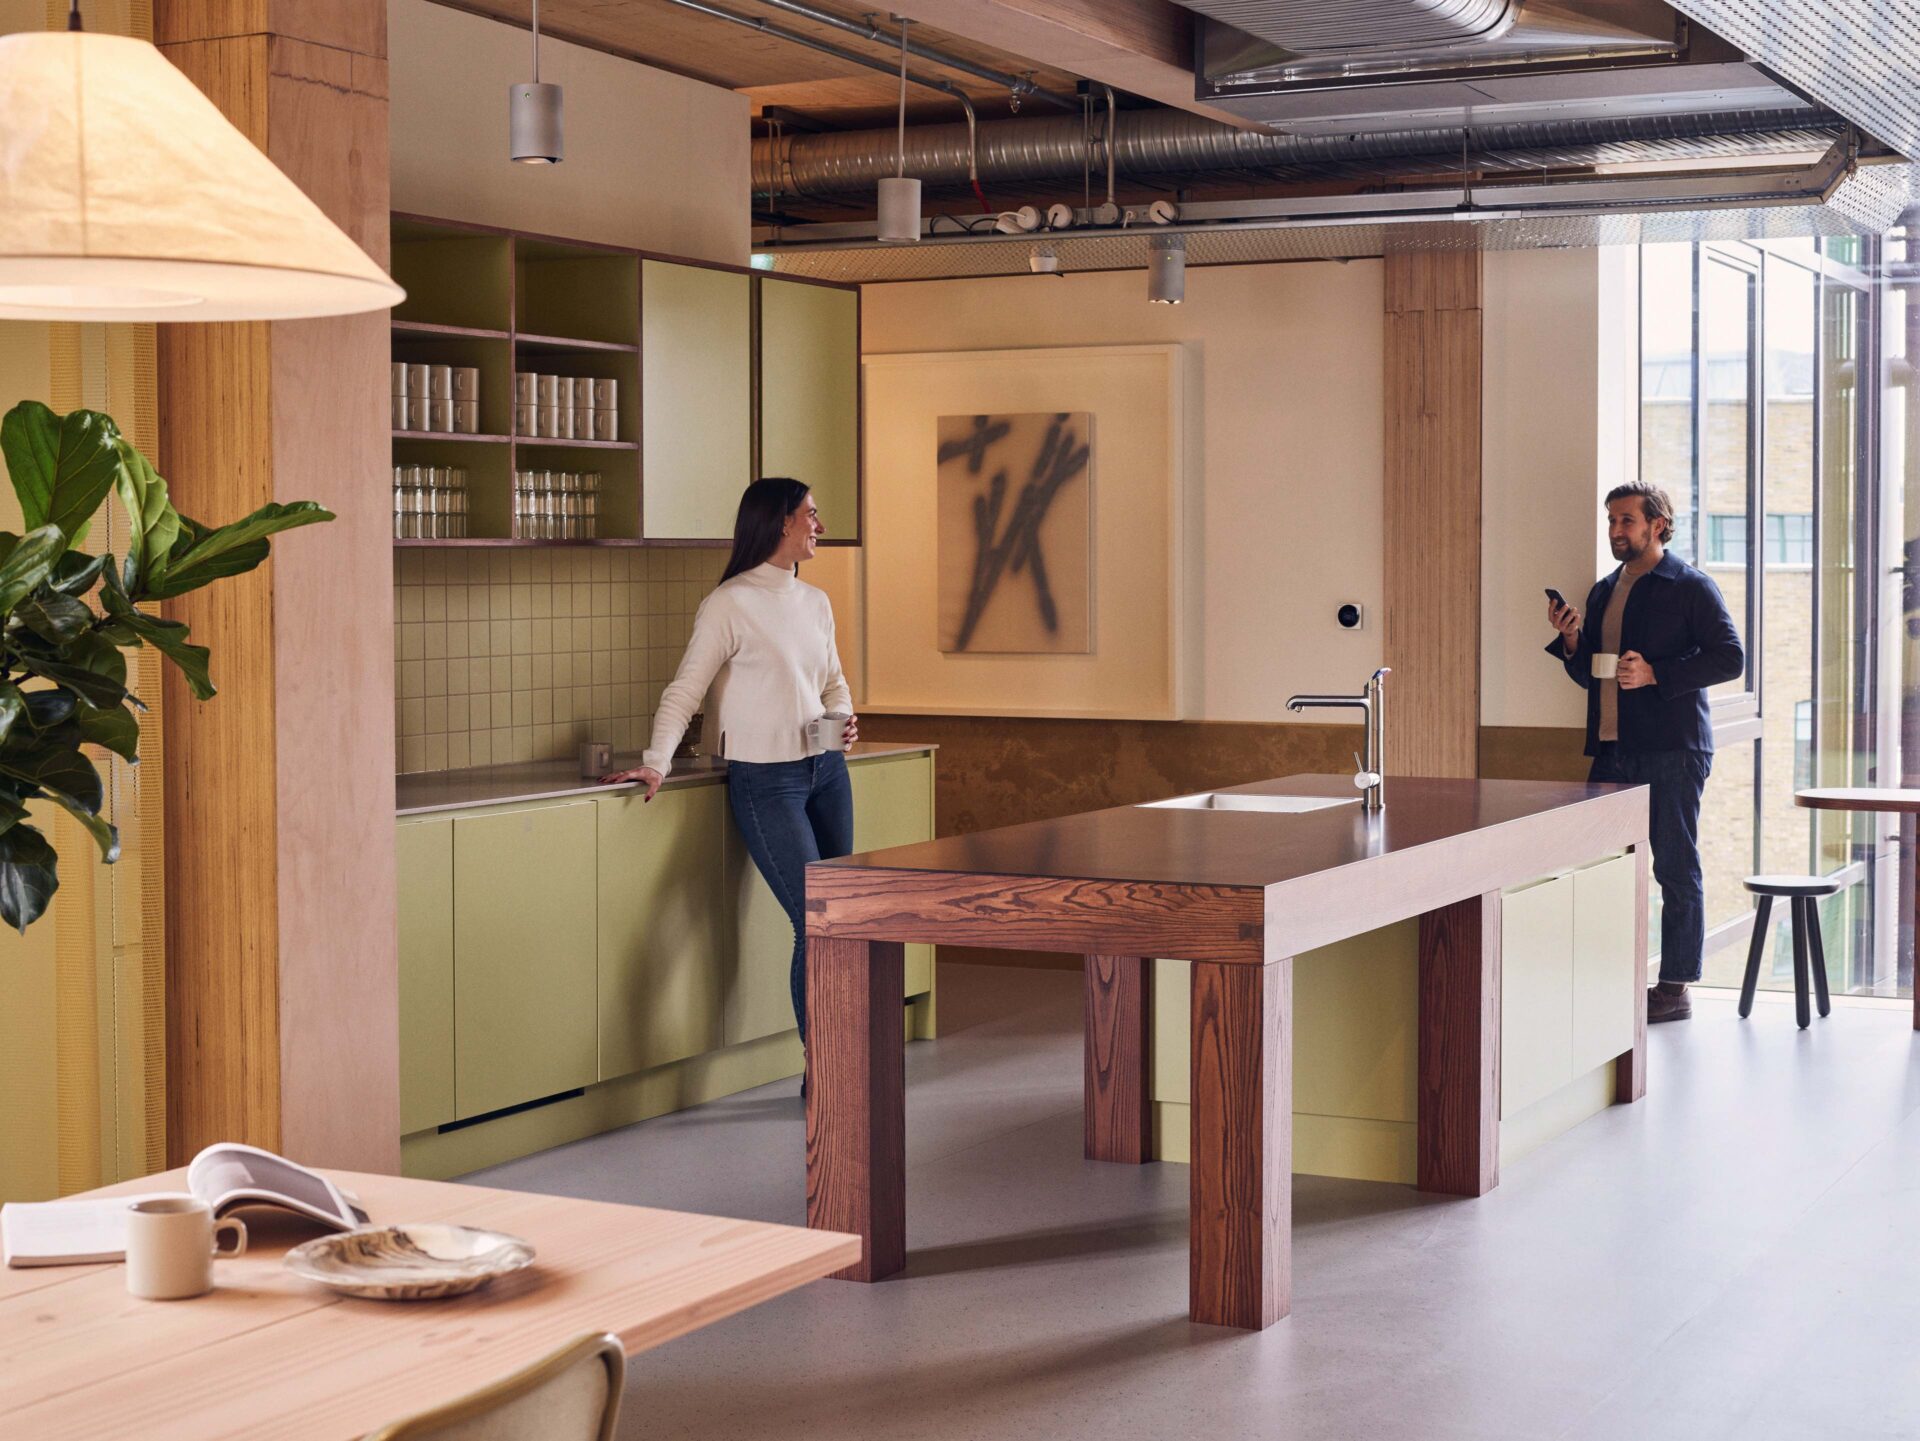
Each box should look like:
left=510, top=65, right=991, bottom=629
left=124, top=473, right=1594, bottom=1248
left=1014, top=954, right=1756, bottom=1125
left=884, top=0, right=1265, bottom=129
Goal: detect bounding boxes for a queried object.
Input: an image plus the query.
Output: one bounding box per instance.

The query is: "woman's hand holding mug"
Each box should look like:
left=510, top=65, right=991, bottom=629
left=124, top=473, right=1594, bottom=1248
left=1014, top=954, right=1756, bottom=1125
left=601, top=765, right=664, bottom=800
left=842, top=713, right=859, bottom=749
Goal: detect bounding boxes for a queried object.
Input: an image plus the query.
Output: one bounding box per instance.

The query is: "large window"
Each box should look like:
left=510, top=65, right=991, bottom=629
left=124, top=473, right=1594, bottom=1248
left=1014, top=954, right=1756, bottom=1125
left=1639, top=236, right=1887, bottom=997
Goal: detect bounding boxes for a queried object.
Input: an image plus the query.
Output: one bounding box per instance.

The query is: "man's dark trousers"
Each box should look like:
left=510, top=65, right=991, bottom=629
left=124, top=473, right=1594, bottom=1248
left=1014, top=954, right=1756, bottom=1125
left=1589, top=744, right=1709, bottom=984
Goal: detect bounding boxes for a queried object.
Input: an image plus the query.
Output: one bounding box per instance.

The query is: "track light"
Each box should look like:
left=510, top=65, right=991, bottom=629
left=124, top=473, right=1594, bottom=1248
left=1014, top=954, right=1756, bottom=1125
left=510, top=0, right=563, bottom=163
left=877, top=18, right=921, bottom=243
left=1148, top=233, right=1185, bottom=305
left=994, top=206, right=1042, bottom=234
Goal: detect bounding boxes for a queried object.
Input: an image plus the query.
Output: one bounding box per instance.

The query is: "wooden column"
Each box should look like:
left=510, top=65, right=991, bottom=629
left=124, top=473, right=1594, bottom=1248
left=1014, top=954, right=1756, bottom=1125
left=1416, top=891, right=1501, bottom=1197
left=1083, top=954, right=1152, bottom=1164
left=155, top=1, right=398, bottom=1170
left=1384, top=249, right=1484, bottom=779
left=805, top=937, right=907, bottom=1282
left=1189, top=956, right=1290, bottom=1330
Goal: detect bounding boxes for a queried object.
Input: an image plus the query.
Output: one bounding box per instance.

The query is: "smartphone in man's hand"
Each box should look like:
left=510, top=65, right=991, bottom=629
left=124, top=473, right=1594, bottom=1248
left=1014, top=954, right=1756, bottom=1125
left=1545, top=587, right=1567, bottom=609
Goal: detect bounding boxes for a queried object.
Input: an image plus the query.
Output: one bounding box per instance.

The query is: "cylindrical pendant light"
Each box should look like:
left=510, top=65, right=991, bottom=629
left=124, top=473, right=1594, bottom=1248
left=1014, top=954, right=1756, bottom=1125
left=511, top=0, right=564, bottom=164
left=876, top=18, right=921, bottom=244
left=1148, top=233, right=1186, bottom=305
left=0, top=27, right=404, bottom=322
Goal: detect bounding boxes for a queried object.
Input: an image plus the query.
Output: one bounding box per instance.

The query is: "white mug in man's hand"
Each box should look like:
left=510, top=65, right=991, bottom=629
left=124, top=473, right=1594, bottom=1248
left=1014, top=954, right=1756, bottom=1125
left=1591, top=652, right=1620, bottom=680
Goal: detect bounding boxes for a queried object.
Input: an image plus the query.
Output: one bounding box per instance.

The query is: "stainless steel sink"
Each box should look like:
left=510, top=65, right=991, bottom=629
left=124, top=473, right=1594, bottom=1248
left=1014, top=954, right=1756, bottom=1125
left=1137, top=792, right=1358, bottom=814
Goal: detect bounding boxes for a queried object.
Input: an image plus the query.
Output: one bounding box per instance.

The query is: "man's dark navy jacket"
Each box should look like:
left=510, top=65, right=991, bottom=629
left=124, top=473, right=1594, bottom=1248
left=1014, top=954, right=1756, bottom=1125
left=1545, top=550, right=1745, bottom=757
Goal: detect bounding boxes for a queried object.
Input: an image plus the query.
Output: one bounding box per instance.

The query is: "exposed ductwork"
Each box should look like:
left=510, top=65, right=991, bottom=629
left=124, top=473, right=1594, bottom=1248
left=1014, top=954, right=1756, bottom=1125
left=1188, top=0, right=1524, bottom=55
left=753, top=105, right=1840, bottom=203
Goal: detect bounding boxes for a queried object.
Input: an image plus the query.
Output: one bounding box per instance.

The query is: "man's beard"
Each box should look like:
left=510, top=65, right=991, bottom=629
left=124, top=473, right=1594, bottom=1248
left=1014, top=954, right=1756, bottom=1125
left=1612, top=537, right=1646, bottom=563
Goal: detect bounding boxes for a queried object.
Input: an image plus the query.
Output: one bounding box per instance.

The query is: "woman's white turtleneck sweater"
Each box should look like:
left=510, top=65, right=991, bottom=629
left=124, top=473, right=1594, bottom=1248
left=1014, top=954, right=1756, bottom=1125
left=641, top=562, right=852, bottom=778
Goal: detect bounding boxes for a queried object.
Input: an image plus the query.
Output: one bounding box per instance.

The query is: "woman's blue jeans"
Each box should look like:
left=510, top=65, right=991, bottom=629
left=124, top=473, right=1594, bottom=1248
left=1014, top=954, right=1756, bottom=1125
left=726, top=752, right=854, bottom=1043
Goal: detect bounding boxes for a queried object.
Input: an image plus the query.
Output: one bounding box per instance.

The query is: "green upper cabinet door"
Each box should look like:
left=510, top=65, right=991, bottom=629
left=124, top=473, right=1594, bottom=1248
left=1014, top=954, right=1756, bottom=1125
left=642, top=260, right=751, bottom=540
left=451, top=802, right=598, bottom=1120
left=597, top=785, right=728, bottom=1079
left=849, top=755, right=935, bottom=997
left=396, top=817, right=456, bottom=1136
left=758, top=278, right=859, bottom=541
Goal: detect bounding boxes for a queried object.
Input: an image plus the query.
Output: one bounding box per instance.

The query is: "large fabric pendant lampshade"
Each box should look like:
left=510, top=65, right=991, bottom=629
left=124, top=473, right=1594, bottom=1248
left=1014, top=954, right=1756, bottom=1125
left=0, top=30, right=405, bottom=322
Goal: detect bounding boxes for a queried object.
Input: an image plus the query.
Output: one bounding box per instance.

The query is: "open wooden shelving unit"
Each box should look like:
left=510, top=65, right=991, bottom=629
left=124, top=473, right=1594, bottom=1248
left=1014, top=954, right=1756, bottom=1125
left=389, top=213, right=859, bottom=550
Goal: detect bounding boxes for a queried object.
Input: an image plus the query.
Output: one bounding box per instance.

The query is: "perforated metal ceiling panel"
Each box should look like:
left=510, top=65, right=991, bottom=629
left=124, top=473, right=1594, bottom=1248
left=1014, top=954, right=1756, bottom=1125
left=1665, top=1, right=1920, bottom=160
left=759, top=160, right=1914, bottom=282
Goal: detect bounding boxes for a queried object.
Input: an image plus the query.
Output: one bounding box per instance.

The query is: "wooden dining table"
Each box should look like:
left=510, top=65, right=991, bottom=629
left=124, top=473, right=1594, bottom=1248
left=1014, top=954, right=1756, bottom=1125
left=0, top=1169, right=858, bottom=1440
left=1796, top=786, right=1920, bottom=1030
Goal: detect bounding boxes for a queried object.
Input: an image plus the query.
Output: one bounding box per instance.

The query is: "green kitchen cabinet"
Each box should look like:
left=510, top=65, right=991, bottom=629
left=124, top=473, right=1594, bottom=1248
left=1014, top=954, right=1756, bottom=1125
left=1500, top=873, right=1575, bottom=1120
left=396, top=817, right=456, bottom=1135
left=722, top=825, right=800, bottom=1048
left=849, top=755, right=936, bottom=997
left=452, top=802, right=598, bottom=1119
left=598, top=786, right=728, bottom=1078
left=1571, top=852, right=1639, bottom=1076
left=642, top=260, right=751, bottom=540
left=758, top=277, right=859, bottom=539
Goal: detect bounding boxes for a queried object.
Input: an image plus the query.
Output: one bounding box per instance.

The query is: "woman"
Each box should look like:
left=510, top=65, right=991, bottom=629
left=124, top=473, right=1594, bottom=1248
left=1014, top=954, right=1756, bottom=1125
left=602, top=478, right=857, bottom=1051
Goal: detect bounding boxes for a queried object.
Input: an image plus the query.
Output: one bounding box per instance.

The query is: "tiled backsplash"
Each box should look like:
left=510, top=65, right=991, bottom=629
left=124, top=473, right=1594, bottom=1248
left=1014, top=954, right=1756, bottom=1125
left=393, top=547, right=728, bottom=774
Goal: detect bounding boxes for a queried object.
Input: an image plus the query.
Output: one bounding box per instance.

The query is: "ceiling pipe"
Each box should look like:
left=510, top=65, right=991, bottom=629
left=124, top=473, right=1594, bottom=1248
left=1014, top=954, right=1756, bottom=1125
left=741, top=0, right=1079, bottom=113
left=653, top=0, right=987, bottom=204
left=752, top=104, right=1843, bottom=200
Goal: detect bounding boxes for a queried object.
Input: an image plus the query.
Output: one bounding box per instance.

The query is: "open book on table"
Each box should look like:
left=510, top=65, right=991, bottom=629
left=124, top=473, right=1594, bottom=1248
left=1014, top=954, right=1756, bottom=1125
left=1, top=1142, right=368, bottom=1268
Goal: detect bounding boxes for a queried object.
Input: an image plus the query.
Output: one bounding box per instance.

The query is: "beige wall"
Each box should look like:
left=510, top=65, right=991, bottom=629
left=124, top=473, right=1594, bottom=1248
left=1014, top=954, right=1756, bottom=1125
left=387, top=0, right=750, bottom=264
left=1480, top=246, right=1639, bottom=731
left=853, top=253, right=1630, bottom=731
left=859, top=261, right=1386, bottom=722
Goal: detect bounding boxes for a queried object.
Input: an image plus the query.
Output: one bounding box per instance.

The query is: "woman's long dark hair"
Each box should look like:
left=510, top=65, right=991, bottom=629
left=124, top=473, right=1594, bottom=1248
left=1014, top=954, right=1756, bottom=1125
left=720, top=477, right=811, bottom=583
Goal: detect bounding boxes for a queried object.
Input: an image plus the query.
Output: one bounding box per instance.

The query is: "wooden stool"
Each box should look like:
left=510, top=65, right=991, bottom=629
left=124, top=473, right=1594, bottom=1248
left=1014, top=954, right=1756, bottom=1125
left=1739, top=876, right=1841, bottom=1029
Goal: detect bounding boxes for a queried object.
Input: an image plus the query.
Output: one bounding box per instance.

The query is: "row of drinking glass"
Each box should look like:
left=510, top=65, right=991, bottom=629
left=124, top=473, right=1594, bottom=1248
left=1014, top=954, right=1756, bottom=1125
left=394, top=465, right=469, bottom=539
left=514, top=470, right=603, bottom=541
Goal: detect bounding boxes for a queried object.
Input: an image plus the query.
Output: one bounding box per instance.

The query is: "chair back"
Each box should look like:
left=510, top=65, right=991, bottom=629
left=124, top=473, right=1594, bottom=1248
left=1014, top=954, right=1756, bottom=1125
left=363, top=1332, right=623, bottom=1441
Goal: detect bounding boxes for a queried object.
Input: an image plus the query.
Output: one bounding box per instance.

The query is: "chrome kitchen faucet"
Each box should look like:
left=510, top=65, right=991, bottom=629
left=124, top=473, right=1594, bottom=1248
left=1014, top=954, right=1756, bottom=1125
left=1285, top=667, right=1390, bottom=813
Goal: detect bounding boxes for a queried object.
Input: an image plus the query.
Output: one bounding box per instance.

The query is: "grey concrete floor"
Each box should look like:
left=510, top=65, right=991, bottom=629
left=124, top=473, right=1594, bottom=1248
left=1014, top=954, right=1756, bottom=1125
left=465, top=966, right=1920, bottom=1441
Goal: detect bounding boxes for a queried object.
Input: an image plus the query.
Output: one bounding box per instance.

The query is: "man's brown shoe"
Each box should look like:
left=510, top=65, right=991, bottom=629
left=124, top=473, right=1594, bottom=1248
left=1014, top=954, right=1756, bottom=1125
left=1648, top=985, right=1692, bottom=1023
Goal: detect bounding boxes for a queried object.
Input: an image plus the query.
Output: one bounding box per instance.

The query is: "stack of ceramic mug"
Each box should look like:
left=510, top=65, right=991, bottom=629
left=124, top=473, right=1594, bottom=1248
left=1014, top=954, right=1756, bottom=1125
left=392, top=363, right=480, bottom=434
left=513, top=373, right=618, bottom=441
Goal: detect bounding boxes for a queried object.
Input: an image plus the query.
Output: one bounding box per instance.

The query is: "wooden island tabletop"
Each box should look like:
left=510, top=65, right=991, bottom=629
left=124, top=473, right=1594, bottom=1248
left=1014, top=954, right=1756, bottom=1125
left=0, top=1169, right=858, bottom=1440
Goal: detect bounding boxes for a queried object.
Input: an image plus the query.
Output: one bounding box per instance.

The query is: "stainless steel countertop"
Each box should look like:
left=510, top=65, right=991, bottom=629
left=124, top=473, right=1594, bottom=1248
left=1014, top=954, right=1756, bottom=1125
left=396, top=741, right=937, bottom=817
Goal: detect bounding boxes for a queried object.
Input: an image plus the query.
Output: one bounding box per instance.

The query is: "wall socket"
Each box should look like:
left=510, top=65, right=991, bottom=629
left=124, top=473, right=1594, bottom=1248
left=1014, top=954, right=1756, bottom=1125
left=1337, top=602, right=1365, bottom=630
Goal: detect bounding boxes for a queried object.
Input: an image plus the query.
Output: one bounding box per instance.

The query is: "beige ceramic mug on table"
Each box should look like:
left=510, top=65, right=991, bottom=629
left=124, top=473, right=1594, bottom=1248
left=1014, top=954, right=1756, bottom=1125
left=1591, top=653, right=1620, bottom=680
left=125, top=1195, right=247, bottom=1300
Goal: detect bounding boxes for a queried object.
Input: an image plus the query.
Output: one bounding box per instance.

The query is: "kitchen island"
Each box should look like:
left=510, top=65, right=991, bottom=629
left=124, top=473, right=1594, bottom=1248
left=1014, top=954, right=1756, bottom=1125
left=802, top=773, right=1649, bottom=1330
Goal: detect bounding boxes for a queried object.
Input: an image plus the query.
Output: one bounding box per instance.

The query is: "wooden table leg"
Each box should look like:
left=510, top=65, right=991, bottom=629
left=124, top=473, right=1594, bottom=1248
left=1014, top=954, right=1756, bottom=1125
left=1616, top=843, right=1649, bottom=1102
left=805, top=937, right=905, bottom=1282
left=1084, top=954, right=1152, bottom=1164
left=1417, top=892, right=1501, bottom=1197
left=1189, top=957, right=1290, bottom=1330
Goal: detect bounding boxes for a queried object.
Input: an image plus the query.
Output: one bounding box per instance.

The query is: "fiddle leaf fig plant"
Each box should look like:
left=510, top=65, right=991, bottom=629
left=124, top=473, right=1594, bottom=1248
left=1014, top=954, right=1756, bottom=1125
left=0, top=401, right=333, bottom=933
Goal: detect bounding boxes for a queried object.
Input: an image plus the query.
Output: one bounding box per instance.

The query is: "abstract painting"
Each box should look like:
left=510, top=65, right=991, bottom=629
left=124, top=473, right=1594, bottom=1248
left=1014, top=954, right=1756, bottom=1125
left=936, top=411, right=1093, bottom=654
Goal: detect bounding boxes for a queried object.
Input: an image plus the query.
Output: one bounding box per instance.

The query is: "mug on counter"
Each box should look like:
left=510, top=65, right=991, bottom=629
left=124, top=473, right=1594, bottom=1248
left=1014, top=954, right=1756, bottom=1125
left=581, top=741, right=613, bottom=778
left=125, top=1195, right=247, bottom=1300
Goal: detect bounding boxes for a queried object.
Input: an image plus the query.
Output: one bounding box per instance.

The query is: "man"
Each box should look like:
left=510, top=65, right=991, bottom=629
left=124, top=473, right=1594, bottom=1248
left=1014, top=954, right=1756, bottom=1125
left=1547, top=482, right=1745, bottom=1022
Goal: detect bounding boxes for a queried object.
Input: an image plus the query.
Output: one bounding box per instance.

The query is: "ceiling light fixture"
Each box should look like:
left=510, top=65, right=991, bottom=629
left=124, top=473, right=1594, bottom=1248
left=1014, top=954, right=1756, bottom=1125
left=876, top=17, right=921, bottom=244
left=1148, top=233, right=1185, bottom=305
left=0, top=6, right=403, bottom=322
left=510, top=0, right=564, bottom=164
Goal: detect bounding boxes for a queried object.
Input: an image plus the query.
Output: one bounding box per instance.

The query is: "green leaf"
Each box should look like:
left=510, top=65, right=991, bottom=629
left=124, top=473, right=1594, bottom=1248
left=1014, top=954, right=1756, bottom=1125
left=0, top=525, right=68, bottom=617
left=13, top=590, right=95, bottom=644
left=0, top=789, right=29, bottom=839
left=0, top=741, right=104, bottom=816
left=76, top=702, right=138, bottom=762
left=13, top=659, right=126, bottom=712
left=49, top=550, right=107, bottom=598
left=113, top=440, right=179, bottom=597
left=99, top=589, right=213, bottom=700
left=0, top=685, right=23, bottom=749
left=42, top=789, right=118, bottom=864
left=0, top=823, right=58, bottom=933
left=139, top=502, right=333, bottom=600
left=23, top=688, right=75, bottom=730
left=0, top=403, right=122, bottom=548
